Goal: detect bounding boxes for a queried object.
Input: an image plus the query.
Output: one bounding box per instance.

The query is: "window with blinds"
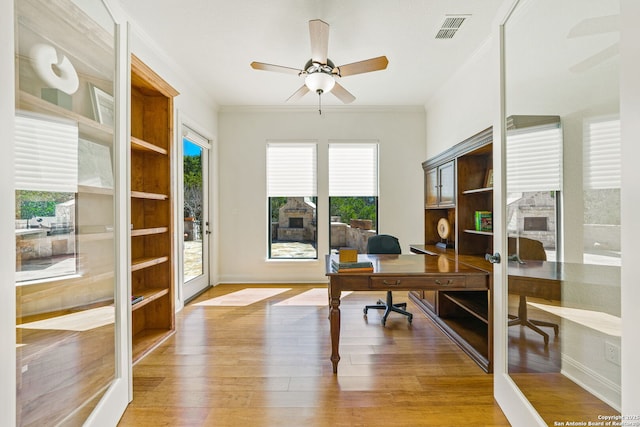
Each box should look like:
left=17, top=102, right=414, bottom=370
left=505, top=120, right=562, bottom=260
left=15, top=111, right=78, bottom=193
left=328, top=142, right=378, bottom=250
left=266, top=142, right=318, bottom=259
left=506, top=124, right=562, bottom=193
left=583, top=116, right=621, bottom=190
left=582, top=116, right=621, bottom=266
left=15, top=111, right=79, bottom=282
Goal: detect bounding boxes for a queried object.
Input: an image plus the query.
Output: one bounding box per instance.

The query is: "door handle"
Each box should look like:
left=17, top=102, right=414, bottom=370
left=485, top=252, right=501, bottom=264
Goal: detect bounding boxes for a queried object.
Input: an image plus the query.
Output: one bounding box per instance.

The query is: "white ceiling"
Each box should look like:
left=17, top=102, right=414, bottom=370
left=118, top=0, right=505, bottom=108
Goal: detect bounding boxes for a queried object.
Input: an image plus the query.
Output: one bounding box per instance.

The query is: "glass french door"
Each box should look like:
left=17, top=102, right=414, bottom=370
left=182, top=125, right=210, bottom=302
left=13, top=0, right=128, bottom=425
left=496, top=0, right=622, bottom=424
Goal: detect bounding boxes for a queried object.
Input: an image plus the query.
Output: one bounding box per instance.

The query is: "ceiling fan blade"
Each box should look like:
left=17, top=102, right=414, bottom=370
left=567, top=15, right=619, bottom=38
left=569, top=42, right=619, bottom=73
left=334, top=56, right=389, bottom=77
left=250, top=61, right=302, bottom=75
left=286, top=85, right=310, bottom=102
left=330, top=82, right=355, bottom=104
left=309, top=19, right=330, bottom=64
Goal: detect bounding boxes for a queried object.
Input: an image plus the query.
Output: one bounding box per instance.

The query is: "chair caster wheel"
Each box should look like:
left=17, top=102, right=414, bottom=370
left=408, top=315, right=413, bottom=324
left=381, top=318, right=386, bottom=326
left=363, top=308, right=368, bottom=314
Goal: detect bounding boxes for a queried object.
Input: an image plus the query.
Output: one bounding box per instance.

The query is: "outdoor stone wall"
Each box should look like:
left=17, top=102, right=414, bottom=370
left=330, top=221, right=376, bottom=253
left=584, top=224, right=621, bottom=251
left=508, top=192, right=556, bottom=249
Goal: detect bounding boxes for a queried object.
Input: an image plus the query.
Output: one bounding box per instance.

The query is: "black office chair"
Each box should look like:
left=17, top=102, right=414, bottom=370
left=363, top=234, right=413, bottom=326
left=507, top=236, right=559, bottom=344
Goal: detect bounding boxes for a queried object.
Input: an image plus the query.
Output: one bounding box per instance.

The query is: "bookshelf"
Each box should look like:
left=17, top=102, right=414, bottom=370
left=130, top=55, right=179, bottom=363
left=412, top=126, right=494, bottom=372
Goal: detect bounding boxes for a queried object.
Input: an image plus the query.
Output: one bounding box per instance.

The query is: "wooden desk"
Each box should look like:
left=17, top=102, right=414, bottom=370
left=325, top=253, right=489, bottom=373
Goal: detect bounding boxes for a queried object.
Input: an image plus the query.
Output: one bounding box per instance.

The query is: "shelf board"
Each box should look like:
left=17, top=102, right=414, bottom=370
left=462, top=187, right=493, bottom=195
left=131, top=256, right=169, bottom=272
left=131, top=227, right=169, bottom=237
left=131, top=136, right=168, bottom=155
left=464, top=229, right=493, bottom=236
left=18, top=91, right=113, bottom=143
left=441, top=292, right=488, bottom=324
left=78, top=185, right=113, bottom=195
left=130, top=287, right=169, bottom=312
left=131, top=191, right=168, bottom=200
left=439, top=317, right=489, bottom=357
left=132, top=328, right=174, bottom=364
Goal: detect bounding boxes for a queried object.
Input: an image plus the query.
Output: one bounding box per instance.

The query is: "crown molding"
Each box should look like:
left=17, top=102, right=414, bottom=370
left=218, top=104, right=426, bottom=114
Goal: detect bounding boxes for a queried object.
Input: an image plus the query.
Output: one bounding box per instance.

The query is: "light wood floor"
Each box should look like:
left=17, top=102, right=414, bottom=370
left=118, top=284, right=620, bottom=426
left=118, top=284, right=510, bottom=426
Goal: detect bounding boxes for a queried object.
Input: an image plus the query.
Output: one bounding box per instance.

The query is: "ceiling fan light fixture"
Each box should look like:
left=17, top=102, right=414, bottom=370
left=305, top=71, right=335, bottom=94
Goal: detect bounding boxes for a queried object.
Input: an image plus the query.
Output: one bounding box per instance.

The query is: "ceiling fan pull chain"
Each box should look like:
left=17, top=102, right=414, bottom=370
left=318, top=89, right=322, bottom=115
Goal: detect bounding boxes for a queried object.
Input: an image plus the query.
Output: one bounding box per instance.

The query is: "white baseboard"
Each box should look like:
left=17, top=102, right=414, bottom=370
left=561, top=354, right=621, bottom=412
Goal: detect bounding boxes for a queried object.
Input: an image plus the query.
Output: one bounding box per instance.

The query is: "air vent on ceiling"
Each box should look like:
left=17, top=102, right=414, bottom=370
left=435, top=14, right=470, bottom=39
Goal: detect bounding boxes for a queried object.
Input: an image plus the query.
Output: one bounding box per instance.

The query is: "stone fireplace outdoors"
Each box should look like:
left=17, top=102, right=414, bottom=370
left=275, top=197, right=316, bottom=242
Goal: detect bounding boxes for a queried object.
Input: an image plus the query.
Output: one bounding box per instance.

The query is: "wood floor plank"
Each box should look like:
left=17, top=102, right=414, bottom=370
left=118, top=284, right=614, bottom=426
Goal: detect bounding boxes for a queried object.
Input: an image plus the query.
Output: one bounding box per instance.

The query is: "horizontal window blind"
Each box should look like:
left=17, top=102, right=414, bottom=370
left=329, top=143, right=378, bottom=196
left=183, top=125, right=209, bottom=147
left=506, top=125, right=562, bottom=193
left=583, top=116, right=620, bottom=189
left=15, top=111, right=78, bottom=193
left=267, top=143, right=317, bottom=196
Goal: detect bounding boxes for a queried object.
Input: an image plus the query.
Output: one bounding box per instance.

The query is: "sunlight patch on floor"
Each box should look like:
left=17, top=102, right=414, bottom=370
left=194, top=288, right=291, bottom=306
left=528, top=302, right=621, bottom=336
left=18, top=306, right=114, bottom=331
left=274, top=288, right=352, bottom=306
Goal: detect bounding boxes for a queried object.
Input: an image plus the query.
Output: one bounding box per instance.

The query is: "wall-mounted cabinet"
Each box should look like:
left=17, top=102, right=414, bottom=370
left=130, top=55, right=179, bottom=363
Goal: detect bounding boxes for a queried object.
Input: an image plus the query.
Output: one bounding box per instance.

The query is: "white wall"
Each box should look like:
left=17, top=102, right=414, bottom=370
left=620, top=0, right=640, bottom=416
left=217, top=107, right=425, bottom=283
left=425, top=39, right=495, bottom=159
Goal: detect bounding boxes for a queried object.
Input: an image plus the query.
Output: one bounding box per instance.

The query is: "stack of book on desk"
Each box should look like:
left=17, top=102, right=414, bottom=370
left=331, top=259, right=374, bottom=273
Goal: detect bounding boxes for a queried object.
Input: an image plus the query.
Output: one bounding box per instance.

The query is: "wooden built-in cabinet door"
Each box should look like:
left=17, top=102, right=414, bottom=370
left=425, top=167, right=439, bottom=207
left=439, top=161, right=455, bottom=206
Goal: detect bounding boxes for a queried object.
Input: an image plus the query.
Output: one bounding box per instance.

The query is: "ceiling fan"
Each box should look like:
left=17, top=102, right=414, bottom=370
left=250, top=19, right=388, bottom=112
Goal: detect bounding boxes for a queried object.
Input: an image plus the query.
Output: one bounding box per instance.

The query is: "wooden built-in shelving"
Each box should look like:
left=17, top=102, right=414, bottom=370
left=130, top=288, right=169, bottom=312
left=414, top=126, right=494, bottom=372
left=464, top=229, right=494, bottom=236
left=130, top=227, right=169, bottom=237
left=131, top=256, right=169, bottom=272
left=131, top=191, right=168, bottom=200
left=131, top=136, right=168, bottom=155
left=441, top=291, right=489, bottom=323
left=462, top=187, right=493, bottom=195
left=130, top=54, right=179, bottom=364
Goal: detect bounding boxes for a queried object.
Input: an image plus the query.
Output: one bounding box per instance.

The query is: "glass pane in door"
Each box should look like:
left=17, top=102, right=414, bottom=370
left=503, top=0, right=621, bottom=422
left=14, top=0, right=118, bottom=424
left=183, top=139, right=204, bottom=282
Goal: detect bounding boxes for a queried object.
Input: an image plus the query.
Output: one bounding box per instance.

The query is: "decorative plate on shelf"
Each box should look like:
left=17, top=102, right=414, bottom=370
left=437, top=218, right=451, bottom=240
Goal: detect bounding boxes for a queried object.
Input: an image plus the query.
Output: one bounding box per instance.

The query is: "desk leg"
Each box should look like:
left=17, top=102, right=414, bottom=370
left=329, top=283, right=341, bottom=374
